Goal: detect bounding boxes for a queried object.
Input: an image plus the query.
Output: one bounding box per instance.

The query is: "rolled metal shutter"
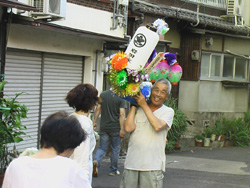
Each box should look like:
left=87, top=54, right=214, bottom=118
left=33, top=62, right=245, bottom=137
left=4, top=51, right=42, bottom=150
left=40, top=53, right=83, bottom=124
left=4, top=51, right=83, bottom=151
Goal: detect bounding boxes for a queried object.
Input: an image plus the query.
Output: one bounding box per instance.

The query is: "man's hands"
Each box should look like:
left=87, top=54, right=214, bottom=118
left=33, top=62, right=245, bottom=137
left=120, top=129, right=125, bottom=138
left=93, top=122, right=97, bottom=130
left=133, top=91, right=147, bottom=107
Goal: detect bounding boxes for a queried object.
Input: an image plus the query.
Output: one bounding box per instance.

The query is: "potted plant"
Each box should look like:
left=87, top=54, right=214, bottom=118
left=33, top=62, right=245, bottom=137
left=203, top=126, right=213, bottom=147
left=194, top=134, right=204, bottom=147
left=0, top=81, right=28, bottom=183
left=164, top=96, right=187, bottom=151
left=215, top=124, right=225, bottom=147
left=165, top=140, right=176, bottom=153
left=215, top=114, right=250, bottom=148
left=215, top=119, right=233, bottom=147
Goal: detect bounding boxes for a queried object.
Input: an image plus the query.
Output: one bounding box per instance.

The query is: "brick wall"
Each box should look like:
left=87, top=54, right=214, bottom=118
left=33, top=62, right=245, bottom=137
left=67, top=0, right=114, bottom=12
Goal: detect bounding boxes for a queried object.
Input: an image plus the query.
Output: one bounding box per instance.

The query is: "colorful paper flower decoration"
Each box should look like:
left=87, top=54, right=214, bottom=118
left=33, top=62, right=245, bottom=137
left=106, top=18, right=173, bottom=100
left=147, top=50, right=183, bottom=85
left=122, top=82, right=152, bottom=104
left=126, top=83, right=140, bottom=96
left=140, top=82, right=152, bottom=100
left=111, top=52, right=128, bottom=71
left=165, top=52, right=177, bottom=66
left=153, top=19, right=170, bottom=35
left=116, top=70, right=128, bottom=88
left=149, top=60, right=170, bottom=82
left=168, top=63, right=183, bottom=85
left=147, top=49, right=157, bottom=65
left=107, top=51, right=150, bottom=98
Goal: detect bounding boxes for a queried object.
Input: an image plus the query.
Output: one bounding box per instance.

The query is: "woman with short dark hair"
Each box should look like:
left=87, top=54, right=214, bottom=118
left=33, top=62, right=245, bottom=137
left=40, top=111, right=86, bottom=156
left=2, top=111, right=91, bottom=188
left=65, top=83, right=99, bottom=184
left=65, top=84, right=99, bottom=113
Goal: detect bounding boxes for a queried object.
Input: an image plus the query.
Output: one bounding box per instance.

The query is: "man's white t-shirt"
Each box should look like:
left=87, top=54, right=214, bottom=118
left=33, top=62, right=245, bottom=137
left=2, top=156, right=91, bottom=188
left=124, top=105, right=174, bottom=172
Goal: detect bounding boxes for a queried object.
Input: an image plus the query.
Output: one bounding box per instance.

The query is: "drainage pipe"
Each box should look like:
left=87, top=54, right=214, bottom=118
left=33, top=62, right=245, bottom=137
left=190, top=4, right=200, bottom=27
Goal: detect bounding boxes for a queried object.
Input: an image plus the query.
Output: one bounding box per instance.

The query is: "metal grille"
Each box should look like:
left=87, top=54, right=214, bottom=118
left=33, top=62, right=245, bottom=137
left=33, top=0, right=44, bottom=12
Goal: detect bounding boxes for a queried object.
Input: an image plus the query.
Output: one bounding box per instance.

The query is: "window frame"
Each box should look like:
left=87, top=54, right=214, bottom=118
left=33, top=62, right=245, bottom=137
left=235, top=57, right=248, bottom=81
left=200, top=51, right=249, bottom=82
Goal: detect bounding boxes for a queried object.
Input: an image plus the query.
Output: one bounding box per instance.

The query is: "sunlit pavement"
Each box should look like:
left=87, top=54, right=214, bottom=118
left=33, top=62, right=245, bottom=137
left=92, top=146, right=250, bottom=188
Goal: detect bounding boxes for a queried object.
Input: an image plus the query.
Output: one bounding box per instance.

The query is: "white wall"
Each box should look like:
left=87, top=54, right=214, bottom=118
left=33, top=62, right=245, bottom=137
left=198, top=81, right=235, bottom=112
left=53, top=3, right=125, bottom=38
left=7, top=24, right=102, bottom=56
left=179, top=80, right=248, bottom=113
left=224, top=37, right=250, bottom=55
left=178, top=80, right=248, bottom=136
left=18, top=1, right=125, bottom=39
left=242, top=0, right=250, bottom=26
left=7, top=24, right=104, bottom=90
left=178, top=80, right=199, bottom=112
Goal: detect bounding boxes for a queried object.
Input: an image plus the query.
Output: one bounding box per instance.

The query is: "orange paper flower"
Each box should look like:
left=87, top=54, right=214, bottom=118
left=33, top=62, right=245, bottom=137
left=111, top=52, right=128, bottom=71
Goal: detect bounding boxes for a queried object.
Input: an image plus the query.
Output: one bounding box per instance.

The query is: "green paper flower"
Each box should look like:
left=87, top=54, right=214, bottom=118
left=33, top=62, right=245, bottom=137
left=116, top=70, right=127, bottom=87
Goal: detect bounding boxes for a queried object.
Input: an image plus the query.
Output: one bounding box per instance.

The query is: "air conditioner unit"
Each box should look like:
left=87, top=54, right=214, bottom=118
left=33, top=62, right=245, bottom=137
left=30, top=0, right=66, bottom=18
left=227, top=0, right=243, bottom=15
left=226, top=0, right=244, bottom=26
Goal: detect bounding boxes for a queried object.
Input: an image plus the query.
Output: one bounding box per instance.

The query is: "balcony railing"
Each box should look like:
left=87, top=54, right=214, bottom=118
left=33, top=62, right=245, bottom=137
left=182, top=0, right=227, bottom=10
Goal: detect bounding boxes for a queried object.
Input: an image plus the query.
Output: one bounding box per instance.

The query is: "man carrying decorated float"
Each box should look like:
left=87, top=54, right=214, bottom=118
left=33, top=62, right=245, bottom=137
left=105, top=19, right=182, bottom=188
left=120, top=78, right=174, bottom=188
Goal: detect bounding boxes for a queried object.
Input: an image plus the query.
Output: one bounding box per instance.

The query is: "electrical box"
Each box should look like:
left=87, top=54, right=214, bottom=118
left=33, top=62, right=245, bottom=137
left=205, top=37, right=213, bottom=46
left=191, top=50, right=200, bottom=61
left=101, top=58, right=109, bottom=73
left=119, top=0, right=129, bottom=6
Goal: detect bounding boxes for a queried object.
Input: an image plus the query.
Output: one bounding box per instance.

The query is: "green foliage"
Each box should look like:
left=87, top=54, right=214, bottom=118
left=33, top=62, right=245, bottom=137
left=215, top=110, right=250, bottom=147
left=164, top=96, right=188, bottom=152
left=243, top=110, right=250, bottom=127
left=203, top=126, right=213, bottom=138
left=165, top=140, right=176, bottom=152
left=194, top=134, right=204, bottom=141
left=0, top=81, right=28, bottom=173
left=216, top=118, right=232, bottom=140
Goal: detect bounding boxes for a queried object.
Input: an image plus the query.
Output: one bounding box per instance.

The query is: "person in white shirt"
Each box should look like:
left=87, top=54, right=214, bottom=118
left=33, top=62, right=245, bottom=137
left=65, top=83, right=100, bottom=184
left=2, top=111, right=91, bottom=188
left=120, top=78, right=174, bottom=188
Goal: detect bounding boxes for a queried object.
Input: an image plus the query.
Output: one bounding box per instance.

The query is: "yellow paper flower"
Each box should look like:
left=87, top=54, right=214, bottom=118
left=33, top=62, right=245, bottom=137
left=126, top=83, right=140, bottom=96
left=112, top=85, right=128, bottom=97
left=108, top=68, right=117, bottom=84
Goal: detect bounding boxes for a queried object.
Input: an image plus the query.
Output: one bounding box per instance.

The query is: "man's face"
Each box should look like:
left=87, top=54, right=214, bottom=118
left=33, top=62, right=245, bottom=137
left=150, top=82, right=168, bottom=107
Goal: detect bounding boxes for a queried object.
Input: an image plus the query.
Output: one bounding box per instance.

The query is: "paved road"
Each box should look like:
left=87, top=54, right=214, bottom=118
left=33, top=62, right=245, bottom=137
left=92, top=146, right=250, bottom=188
